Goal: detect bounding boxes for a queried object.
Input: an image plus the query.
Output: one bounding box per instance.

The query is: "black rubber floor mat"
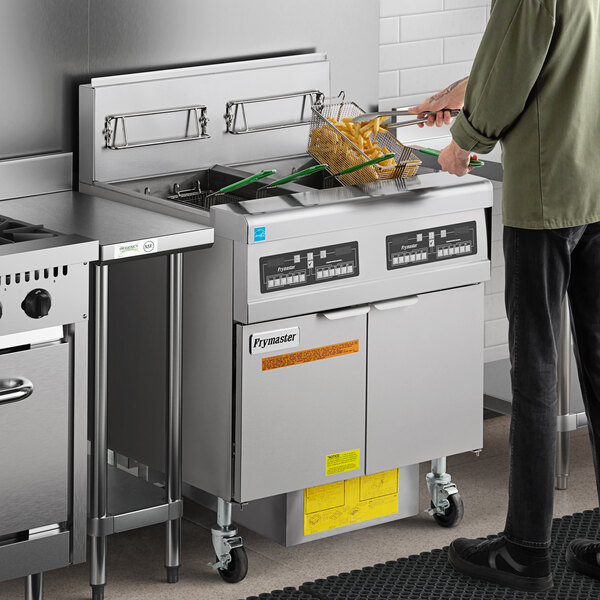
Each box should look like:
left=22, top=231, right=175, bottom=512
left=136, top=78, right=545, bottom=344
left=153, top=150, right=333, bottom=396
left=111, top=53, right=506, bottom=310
left=236, top=509, right=600, bottom=600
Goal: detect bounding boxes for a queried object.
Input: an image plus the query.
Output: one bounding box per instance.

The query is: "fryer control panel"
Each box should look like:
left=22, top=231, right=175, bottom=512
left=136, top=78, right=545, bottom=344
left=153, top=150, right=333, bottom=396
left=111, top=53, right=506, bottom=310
left=386, top=221, right=477, bottom=270
left=260, top=242, right=359, bottom=293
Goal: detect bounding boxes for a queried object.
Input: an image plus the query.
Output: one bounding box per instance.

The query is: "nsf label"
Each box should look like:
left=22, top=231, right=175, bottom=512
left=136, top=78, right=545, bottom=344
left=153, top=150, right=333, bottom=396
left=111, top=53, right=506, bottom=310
left=114, top=238, right=159, bottom=260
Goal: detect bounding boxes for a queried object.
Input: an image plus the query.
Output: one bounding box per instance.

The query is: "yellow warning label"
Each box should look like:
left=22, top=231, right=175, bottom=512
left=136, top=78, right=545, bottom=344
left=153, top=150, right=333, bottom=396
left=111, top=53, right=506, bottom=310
left=262, top=340, right=359, bottom=371
left=304, top=469, right=399, bottom=536
left=326, top=448, right=361, bottom=476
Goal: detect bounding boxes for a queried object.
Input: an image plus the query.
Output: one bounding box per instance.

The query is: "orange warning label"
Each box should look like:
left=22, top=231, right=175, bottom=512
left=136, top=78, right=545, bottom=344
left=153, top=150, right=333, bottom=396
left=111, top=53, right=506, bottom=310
left=262, top=339, right=359, bottom=371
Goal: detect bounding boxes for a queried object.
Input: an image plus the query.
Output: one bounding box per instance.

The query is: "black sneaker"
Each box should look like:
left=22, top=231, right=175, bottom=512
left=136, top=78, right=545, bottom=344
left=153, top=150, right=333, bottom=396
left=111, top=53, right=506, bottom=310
left=566, top=539, right=600, bottom=580
left=448, top=536, right=553, bottom=592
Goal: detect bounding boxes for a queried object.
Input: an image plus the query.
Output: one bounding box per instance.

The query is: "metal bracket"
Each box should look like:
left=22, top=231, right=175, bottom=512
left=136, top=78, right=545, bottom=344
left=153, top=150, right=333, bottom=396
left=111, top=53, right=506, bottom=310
left=557, top=412, right=588, bottom=432
left=224, top=90, right=324, bottom=134
left=103, top=105, right=210, bottom=150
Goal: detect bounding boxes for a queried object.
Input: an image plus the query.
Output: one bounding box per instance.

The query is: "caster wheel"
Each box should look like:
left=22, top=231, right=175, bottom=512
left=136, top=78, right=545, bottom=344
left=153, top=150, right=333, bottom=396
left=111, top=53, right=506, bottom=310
left=166, top=566, right=179, bottom=583
left=217, top=546, right=248, bottom=583
left=431, top=493, right=464, bottom=528
left=91, top=584, right=105, bottom=600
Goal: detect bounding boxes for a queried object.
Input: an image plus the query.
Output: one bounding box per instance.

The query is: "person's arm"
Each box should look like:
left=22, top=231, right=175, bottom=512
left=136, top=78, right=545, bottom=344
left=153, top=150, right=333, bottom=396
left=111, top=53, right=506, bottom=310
left=409, top=77, right=469, bottom=128
left=450, top=0, right=556, bottom=154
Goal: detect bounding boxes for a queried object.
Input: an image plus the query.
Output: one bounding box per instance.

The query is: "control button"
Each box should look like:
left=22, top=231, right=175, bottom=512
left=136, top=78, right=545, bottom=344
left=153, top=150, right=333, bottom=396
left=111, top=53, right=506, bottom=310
left=294, top=254, right=301, bottom=264
left=441, top=230, right=447, bottom=238
left=22, top=288, right=52, bottom=319
left=320, top=250, right=327, bottom=259
left=416, top=233, right=423, bottom=242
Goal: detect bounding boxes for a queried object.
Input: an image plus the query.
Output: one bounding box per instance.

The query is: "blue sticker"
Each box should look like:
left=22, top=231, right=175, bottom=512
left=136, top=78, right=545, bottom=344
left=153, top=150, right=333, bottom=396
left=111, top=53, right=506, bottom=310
left=254, top=227, right=266, bottom=242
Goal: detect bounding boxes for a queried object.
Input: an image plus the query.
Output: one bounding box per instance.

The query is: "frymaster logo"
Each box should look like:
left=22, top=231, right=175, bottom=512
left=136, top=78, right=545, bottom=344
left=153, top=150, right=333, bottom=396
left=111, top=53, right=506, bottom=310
left=250, top=327, right=300, bottom=355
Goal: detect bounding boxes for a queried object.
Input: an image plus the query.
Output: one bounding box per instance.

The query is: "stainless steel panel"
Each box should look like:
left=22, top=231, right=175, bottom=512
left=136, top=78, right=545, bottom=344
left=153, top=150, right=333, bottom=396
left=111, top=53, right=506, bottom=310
left=80, top=55, right=331, bottom=182
left=0, top=1, right=87, bottom=160
left=235, top=311, right=367, bottom=502
left=0, top=343, right=70, bottom=536
left=0, top=154, right=72, bottom=200
left=182, top=238, right=235, bottom=499
left=0, top=530, right=70, bottom=583
left=105, top=256, right=168, bottom=473
left=366, top=284, right=484, bottom=473
left=235, top=208, right=489, bottom=324
left=0, top=191, right=212, bottom=256
left=88, top=0, right=378, bottom=110
left=0, top=262, right=91, bottom=337
left=71, top=322, right=89, bottom=564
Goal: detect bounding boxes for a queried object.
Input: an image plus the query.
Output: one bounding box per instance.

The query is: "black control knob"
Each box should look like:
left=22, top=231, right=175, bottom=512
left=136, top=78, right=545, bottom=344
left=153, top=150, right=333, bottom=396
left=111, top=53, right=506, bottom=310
left=22, top=289, right=52, bottom=319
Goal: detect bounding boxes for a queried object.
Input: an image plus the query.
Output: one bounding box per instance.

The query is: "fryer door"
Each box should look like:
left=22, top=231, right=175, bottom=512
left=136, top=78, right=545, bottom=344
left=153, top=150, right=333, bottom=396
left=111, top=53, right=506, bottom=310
left=366, top=284, right=483, bottom=474
left=235, top=308, right=368, bottom=503
left=0, top=342, right=70, bottom=536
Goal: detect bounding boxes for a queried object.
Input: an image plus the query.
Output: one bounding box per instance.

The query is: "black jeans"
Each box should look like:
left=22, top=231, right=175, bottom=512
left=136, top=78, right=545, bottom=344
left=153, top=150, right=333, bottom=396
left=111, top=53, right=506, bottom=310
left=503, top=222, right=600, bottom=548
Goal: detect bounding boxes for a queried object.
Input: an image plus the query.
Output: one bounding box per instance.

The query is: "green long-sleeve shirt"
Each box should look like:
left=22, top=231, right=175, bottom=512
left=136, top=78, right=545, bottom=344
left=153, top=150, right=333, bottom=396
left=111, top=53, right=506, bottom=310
left=450, top=0, right=600, bottom=229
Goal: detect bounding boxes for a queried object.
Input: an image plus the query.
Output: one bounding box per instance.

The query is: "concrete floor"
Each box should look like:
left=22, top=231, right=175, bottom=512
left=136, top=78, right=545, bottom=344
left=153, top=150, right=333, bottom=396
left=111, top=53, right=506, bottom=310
left=1, top=415, right=598, bottom=600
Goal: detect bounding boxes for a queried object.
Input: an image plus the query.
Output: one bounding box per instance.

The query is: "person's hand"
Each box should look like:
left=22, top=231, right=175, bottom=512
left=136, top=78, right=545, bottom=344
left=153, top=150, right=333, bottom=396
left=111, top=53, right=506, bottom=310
left=438, top=140, right=473, bottom=177
left=408, top=76, right=469, bottom=128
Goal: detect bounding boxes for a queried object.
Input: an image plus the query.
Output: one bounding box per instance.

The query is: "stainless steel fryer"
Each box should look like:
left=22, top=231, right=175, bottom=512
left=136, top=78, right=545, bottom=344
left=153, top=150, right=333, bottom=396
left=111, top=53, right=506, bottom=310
left=79, top=53, right=493, bottom=580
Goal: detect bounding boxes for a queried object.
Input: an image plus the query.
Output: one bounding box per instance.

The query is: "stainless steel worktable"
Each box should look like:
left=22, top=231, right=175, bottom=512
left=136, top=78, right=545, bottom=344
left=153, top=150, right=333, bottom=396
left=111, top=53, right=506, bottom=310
left=1, top=190, right=214, bottom=600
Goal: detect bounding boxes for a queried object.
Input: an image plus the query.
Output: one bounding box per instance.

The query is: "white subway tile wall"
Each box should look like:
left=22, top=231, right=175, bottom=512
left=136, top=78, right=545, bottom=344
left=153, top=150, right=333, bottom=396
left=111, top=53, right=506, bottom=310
left=379, top=0, right=491, bottom=109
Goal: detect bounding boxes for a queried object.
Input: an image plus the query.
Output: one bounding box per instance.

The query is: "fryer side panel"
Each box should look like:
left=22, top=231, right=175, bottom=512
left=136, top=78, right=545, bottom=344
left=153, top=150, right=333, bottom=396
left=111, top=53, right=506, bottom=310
left=182, top=237, right=235, bottom=499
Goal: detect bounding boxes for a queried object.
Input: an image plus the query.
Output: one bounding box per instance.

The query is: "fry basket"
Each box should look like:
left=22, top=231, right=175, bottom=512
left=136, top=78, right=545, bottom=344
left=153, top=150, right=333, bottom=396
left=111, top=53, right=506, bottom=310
left=308, top=102, right=421, bottom=186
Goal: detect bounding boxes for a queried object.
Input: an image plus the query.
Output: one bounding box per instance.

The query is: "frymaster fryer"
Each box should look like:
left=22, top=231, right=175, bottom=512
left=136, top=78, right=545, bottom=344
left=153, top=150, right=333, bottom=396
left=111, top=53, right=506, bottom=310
left=0, top=155, right=98, bottom=600
left=79, top=54, right=492, bottom=580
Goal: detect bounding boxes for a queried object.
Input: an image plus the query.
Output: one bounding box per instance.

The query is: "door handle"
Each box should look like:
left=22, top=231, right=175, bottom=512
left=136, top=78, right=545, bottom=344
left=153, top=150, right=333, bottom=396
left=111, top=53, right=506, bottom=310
left=372, top=296, right=419, bottom=311
left=320, top=305, right=370, bottom=320
left=0, top=378, right=34, bottom=405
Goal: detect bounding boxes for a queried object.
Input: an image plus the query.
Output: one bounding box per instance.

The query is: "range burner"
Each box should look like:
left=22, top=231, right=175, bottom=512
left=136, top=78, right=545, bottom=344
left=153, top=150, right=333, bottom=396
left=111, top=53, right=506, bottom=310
left=0, top=216, right=59, bottom=245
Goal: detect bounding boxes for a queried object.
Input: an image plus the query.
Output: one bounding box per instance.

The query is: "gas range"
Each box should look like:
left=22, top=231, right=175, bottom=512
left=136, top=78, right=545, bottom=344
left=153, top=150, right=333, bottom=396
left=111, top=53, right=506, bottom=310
left=0, top=213, right=97, bottom=337
left=0, top=216, right=59, bottom=245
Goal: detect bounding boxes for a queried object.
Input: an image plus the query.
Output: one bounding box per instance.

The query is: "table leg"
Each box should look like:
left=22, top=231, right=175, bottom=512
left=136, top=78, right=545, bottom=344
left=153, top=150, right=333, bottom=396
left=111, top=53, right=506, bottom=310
left=166, top=253, right=183, bottom=583
left=91, top=265, right=109, bottom=600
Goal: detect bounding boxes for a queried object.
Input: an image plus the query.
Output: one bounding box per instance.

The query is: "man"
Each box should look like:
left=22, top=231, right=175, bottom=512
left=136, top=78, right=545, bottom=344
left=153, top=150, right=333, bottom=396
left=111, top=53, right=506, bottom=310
left=409, top=0, right=600, bottom=593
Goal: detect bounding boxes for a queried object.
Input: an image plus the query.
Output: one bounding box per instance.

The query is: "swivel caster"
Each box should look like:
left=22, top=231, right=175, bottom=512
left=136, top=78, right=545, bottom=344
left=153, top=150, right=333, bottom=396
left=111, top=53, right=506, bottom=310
left=217, top=546, right=248, bottom=584
left=430, top=493, right=464, bottom=528
left=209, top=498, right=248, bottom=583
left=426, top=457, right=465, bottom=528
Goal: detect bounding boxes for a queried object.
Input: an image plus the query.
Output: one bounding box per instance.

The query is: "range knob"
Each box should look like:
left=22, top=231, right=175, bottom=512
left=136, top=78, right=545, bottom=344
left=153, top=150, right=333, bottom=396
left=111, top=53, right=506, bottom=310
left=22, top=289, right=52, bottom=319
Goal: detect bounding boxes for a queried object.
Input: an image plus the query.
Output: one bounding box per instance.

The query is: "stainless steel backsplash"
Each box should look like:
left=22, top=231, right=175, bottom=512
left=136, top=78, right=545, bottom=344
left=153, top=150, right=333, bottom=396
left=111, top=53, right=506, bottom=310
left=1, top=0, right=378, bottom=163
